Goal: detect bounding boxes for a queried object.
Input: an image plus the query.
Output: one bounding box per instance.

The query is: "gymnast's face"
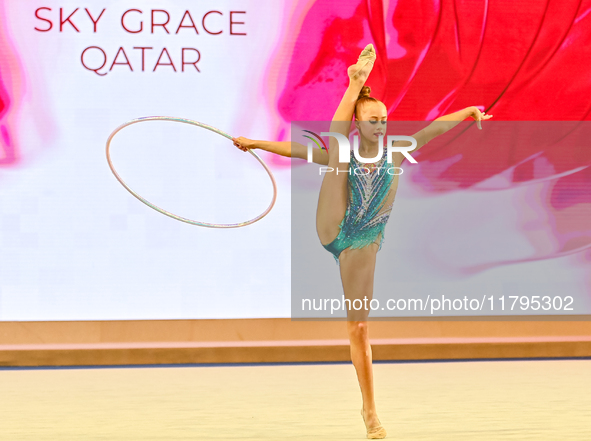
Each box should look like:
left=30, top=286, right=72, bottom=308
left=355, top=101, right=388, bottom=144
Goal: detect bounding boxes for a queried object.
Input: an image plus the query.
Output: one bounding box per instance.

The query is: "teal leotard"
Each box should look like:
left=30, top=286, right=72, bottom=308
left=322, top=148, right=396, bottom=264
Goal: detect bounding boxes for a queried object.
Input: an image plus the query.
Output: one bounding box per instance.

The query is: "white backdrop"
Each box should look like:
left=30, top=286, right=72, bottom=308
left=0, top=0, right=292, bottom=320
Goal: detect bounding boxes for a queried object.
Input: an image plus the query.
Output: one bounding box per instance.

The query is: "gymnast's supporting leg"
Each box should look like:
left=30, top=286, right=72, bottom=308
left=316, top=44, right=376, bottom=245
left=340, top=245, right=387, bottom=439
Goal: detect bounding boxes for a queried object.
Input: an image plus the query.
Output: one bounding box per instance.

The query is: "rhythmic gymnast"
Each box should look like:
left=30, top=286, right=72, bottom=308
left=233, top=44, right=492, bottom=439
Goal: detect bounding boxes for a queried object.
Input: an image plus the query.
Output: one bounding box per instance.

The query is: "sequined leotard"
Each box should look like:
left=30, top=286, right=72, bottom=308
left=322, top=148, right=397, bottom=263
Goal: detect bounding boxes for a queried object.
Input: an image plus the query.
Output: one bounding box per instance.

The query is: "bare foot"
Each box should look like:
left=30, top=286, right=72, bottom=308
left=348, top=44, right=376, bottom=83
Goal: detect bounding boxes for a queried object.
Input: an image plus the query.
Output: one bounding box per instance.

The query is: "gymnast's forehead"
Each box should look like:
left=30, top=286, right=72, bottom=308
left=358, top=101, right=387, bottom=119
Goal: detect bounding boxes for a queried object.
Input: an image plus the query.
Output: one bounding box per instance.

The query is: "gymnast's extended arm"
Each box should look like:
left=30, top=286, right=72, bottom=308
left=413, top=106, right=492, bottom=149
left=393, top=107, right=492, bottom=166
left=231, top=138, right=330, bottom=165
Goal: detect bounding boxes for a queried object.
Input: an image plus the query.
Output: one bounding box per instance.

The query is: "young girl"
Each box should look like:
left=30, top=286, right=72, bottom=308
left=233, top=44, right=491, bottom=439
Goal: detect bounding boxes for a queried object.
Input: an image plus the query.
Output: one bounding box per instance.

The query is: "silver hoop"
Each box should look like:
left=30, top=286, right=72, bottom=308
left=106, top=116, right=278, bottom=228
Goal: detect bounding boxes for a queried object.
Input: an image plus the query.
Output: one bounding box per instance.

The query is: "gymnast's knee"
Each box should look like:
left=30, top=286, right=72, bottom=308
left=347, top=321, right=369, bottom=341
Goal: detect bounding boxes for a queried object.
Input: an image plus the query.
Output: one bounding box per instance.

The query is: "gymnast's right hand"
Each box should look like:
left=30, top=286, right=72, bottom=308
left=232, top=137, right=256, bottom=152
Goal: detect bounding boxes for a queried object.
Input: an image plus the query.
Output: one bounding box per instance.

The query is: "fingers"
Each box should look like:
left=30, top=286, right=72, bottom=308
left=232, top=137, right=249, bottom=152
left=479, top=111, right=494, bottom=122
left=474, top=109, right=493, bottom=129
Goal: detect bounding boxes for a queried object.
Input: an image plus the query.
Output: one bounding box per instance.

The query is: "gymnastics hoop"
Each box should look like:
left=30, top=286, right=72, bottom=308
left=106, top=116, right=278, bottom=228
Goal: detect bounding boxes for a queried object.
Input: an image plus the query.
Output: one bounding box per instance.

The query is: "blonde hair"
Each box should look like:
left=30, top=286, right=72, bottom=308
left=354, top=86, right=382, bottom=120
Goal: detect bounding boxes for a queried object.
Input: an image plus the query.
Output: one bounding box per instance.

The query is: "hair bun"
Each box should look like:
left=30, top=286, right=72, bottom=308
left=358, top=86, right=371, bottom=100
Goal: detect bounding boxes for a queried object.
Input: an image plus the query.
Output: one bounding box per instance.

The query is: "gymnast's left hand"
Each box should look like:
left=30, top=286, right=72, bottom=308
left=468, top=107, right=493, bottom=129
left=232, top=137, right=256, bottom=152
